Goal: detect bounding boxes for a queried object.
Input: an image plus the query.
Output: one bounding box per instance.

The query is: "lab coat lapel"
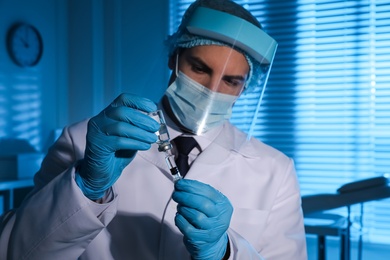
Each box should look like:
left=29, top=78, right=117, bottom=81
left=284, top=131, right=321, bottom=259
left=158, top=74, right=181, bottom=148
left=185, top=123, right=239, bottom=179
left=137, top=143, right=174, bottom=182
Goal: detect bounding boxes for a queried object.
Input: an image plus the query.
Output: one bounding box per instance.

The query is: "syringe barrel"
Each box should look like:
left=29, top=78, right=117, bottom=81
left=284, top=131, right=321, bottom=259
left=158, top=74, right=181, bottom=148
left=165, top=152, right=182, bottom=182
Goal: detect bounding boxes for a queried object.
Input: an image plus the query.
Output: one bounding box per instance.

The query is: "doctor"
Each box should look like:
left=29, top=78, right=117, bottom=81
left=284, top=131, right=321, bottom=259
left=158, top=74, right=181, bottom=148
left=0, top=0, right=307, bottom=259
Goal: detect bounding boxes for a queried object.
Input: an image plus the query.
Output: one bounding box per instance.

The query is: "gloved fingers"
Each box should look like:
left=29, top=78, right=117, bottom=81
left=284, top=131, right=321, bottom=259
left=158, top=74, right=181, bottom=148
left=175, top=213, right=211, bottom=241
left=174, top=179, right=233, bottom=217
left=174, top=179, right=226, bottom=203
left=177, top=205, right=208, bottom=229
left=177, top=205, right=228, bottom=233
left=103, top=121, right=158, bottom=143
left=104, top=106, right=160, bottom=133
left=101, top=133, right=156, bottom=152
left=175, top=212, right=224, bottom=243
left=87, top=118, right=157, bottom=153
left=110, top=93, right=157, bottom=113
left=172, top=190, right=218, bottom=217
left=175, top=212, right=192, bottom=235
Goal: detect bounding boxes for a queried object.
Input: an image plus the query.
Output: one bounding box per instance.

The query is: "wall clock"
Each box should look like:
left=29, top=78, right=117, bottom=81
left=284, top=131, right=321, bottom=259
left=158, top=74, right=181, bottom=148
left=6, top=23, right=43, bottom=67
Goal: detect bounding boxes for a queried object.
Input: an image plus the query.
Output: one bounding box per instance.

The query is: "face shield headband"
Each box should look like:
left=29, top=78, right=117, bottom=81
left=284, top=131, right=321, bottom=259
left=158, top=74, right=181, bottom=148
left=186, top=7, right=277, bottom=66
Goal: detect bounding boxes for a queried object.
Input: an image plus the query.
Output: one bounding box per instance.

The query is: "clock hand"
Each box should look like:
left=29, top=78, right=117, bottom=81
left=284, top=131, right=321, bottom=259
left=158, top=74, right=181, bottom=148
left=20, top=37, right=29, bottom=48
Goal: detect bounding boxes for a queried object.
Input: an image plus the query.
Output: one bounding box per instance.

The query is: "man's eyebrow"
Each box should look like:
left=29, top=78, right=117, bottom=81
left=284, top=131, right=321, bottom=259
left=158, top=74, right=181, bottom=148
left=187, top=56, right=247, bottom=81
left=187, top=56, right=212, bottom=72
left=223, top=75, right=246, bottom=82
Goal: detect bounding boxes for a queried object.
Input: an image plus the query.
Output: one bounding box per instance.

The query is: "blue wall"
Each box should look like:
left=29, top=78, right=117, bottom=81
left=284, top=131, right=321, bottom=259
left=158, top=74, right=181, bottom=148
left=0, top=0, right=66, bottom=152
left=0, top=0, right=169, bottom=153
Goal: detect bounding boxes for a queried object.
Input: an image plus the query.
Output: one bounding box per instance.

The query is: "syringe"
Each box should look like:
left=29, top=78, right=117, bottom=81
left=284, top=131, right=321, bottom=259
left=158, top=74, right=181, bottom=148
left=148, top=110, right=183, bottom=182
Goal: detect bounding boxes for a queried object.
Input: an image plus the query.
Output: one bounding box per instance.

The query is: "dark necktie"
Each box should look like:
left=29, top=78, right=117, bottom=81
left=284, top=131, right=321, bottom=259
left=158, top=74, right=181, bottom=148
left=173, top=136, right=198, bottom=177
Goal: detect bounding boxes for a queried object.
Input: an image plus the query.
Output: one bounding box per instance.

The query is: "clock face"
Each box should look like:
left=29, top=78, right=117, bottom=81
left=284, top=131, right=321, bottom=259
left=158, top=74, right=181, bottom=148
left=7, top=23, right=43, bottom=67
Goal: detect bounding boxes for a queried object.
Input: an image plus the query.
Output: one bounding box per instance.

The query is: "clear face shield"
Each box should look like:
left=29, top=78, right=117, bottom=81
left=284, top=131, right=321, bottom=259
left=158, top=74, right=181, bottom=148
left=165, top=7, right=278, bottom=139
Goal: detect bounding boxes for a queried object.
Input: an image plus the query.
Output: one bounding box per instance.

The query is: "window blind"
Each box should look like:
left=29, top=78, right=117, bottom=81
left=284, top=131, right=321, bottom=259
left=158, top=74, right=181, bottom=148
left=170, top=0, right=390, bottom=245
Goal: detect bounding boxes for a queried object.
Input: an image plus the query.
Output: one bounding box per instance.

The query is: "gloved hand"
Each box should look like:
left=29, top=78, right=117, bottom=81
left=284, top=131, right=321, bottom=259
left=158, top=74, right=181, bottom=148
left=172, top=179, right=233, bottom=260
left=76, top=93, right=160, bottom=200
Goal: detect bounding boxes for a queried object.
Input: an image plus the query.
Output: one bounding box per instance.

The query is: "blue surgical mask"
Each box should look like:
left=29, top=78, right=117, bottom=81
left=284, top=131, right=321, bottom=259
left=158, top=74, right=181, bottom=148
left=165, top=71, right=238, bottom=134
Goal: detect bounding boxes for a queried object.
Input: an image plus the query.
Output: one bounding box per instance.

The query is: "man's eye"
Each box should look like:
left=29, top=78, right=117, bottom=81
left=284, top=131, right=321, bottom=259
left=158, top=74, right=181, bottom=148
left=192, top=65, right=206, bottom=73
left=226, top=79, right=242, bottom=87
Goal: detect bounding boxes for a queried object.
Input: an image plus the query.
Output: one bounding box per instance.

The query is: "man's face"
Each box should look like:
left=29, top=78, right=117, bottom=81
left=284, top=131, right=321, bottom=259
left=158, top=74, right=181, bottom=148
left=171, top=45, right=249, bottom=96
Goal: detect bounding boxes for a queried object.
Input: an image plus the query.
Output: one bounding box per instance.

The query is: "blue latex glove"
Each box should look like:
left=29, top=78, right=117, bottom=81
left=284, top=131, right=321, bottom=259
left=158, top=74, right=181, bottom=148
left=76, top=93, right=160, bottom=200
left=172, top=179, right=233, bottom=260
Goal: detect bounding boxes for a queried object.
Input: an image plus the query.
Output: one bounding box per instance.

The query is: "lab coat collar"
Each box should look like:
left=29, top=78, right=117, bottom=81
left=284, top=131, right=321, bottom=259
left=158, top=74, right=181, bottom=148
left=157, top=98, right=263, bottom=157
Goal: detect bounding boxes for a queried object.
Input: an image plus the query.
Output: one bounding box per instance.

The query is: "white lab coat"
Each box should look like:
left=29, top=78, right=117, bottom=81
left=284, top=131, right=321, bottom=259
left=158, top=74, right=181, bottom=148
left=0, top=116, right=307, bottom=259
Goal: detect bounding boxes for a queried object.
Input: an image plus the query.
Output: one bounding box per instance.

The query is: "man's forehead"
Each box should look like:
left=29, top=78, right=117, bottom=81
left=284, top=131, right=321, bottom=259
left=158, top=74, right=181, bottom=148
left=184, top=46, right=249, bottom=69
